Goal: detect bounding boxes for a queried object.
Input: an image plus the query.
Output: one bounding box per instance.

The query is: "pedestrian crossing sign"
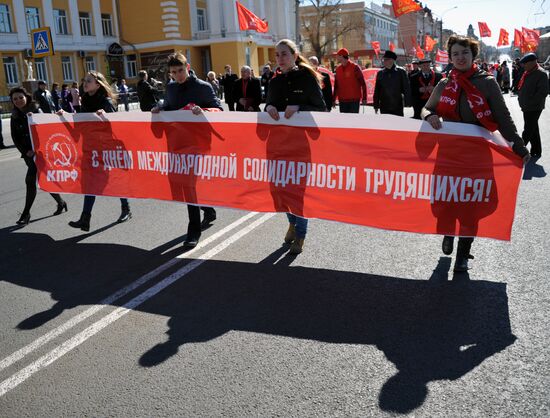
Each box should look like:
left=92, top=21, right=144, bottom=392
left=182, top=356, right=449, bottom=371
left=31, top=27, right=54, bottom=58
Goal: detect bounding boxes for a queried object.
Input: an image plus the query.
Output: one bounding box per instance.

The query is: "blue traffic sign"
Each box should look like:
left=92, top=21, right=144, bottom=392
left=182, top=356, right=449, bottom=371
left=31, top=27, right=54, bottom=58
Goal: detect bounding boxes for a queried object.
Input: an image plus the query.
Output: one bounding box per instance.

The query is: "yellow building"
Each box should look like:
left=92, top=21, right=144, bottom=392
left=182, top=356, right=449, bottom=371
left=0, top=0, right=297, bottom=97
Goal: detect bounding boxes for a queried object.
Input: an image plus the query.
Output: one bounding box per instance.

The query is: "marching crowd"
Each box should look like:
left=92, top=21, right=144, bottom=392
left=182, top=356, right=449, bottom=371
left=1, top=34, right=548, bottom=272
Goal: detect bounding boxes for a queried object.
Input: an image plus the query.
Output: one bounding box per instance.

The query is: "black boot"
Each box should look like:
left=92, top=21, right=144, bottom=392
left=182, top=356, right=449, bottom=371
left=53, top=200, right=68, bottom=216
left=200, top=207, right=216, bottom=229
left=117, top=205, right=132, bottom=223
left=69, top=212, right=91, bottom=231
left=16, top=212, right=31, bottom=225
left=442, top=236, right=454, bottom=255
left=454, top=238, right=474, bottom=272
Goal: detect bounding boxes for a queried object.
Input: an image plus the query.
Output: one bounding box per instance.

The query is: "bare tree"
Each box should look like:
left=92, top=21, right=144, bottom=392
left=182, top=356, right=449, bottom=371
left=300, top=0, right=365, bottom=59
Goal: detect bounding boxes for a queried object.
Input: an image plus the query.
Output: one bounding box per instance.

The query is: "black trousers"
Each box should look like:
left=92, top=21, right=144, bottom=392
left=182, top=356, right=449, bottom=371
left=227, top=101, right=235, bottom=111
left=381, top=107, right=404, bottom=117
left=187, top=205, right=216, bottom=239
left=522, top=110, right=543, bottom=156
left=22, top=157, right=63, bottom=215
left=339, top=101, right=360, bottom=113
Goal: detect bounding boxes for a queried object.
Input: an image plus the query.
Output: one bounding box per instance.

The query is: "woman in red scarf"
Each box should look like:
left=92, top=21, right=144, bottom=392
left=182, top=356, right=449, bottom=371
left=422, top=35, right=530, bottom=273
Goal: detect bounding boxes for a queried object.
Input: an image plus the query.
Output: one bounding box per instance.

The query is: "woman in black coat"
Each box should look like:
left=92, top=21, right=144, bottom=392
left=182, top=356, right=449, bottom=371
left=263, top=38, right=326, bottom=255
left=65, top=71, right=132, bottom=232
left=9, top=87, right=67, bottom=225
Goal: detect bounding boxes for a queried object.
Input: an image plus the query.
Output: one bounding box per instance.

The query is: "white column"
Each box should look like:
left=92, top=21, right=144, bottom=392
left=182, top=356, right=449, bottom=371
left=91, top=0, right=104, bottom=45
left=225, top=0, right=240, bottom=38
left=41, top=0, right=57, bottom=44
left=12, top=0, right=28, bottom=43
left=111, top=0, right=120, bottom=39
left=283, top=0, right=291, bottom=40
left=206, top=0, right=221, bottom=37
left=259, top=0, right=265, bottom=20
left=68, top=0, right=82, bottom=44
left=189, top=0, right=197, bottom=38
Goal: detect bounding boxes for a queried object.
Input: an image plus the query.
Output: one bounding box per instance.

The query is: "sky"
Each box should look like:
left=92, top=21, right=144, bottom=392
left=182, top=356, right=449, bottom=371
left=363, top=0, right=550, bottom=46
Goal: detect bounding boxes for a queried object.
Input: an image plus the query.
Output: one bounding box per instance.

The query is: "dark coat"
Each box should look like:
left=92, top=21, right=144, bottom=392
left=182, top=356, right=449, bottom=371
left=265, top=67, right=326, bottom=112
left=220, top=73, right=238, bottom=103
left=163, top=75, right=222, bottom=111
left=409, top=70, right=443, bottom=103
left=137, top=79, right=158, bottom=111
left=518, top=67, right=549, bottom=112
left=11, top=106, right=41, bottom=157
left=33, top=89, right=55, bottom=113
left=81, top=91, right=117, bottom=113
left=232, top=77, right=262, bottom=111
left=260, top=70, right=274, bottom=98
left=373, top=65, right=412, bottom=113
left=320, top=71, right=333, bottom=110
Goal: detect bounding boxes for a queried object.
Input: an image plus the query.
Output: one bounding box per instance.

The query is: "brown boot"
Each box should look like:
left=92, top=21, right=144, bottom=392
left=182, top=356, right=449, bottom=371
left=284, top=224, right=296, bottom=244
left=289, top=238, right=304, bottom=254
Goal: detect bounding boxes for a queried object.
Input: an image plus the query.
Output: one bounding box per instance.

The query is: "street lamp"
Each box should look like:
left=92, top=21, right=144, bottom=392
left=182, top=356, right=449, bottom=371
left=438, top=6, right=458, bottom=48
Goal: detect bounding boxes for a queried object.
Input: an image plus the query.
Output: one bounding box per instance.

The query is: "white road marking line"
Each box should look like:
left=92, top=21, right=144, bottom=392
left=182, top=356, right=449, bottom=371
left=0, top=213, right=275, bottom=397
left=0, top=211, right=259, bottom=373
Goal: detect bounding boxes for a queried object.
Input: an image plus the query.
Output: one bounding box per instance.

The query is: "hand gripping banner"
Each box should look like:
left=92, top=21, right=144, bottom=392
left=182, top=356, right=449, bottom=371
left=30, top=112, right=524, bottom=240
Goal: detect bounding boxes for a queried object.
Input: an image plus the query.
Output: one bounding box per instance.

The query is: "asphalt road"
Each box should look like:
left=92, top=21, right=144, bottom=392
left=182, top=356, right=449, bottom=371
left=0, top=98, right=548, bottom=416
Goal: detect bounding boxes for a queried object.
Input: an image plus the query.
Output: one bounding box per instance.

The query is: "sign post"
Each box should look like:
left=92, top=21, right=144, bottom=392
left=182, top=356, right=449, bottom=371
left=30, top=27, right=54, bottom=58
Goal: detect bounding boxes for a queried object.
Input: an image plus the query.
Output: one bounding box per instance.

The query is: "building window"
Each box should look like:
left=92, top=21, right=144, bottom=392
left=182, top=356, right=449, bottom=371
left=0, top=4, right=13, bottom=33
left=53, top=9, right=68, bottom=34
left=101, top=13, right=113, bottom=36
left=62, top=56, right=74, bottom=81
left=35, top=58, right=48, bottom=82
left=85, top=56, right=96, bottom=72
left=3, top=56, right=18, bottom=85
left=25, top=7, right=40, bottom=32
left=197, top=8, right=207, bottom=31
left=79, top=12, right=92, bottom=36
left=245, top=47, right=250, bottom=66
left=125, top=54, right=137, bottom=78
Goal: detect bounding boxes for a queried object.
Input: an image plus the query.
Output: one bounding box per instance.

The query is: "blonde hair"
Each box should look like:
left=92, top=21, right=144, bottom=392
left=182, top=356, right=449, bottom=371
left=276, top=39, right=323, bottom=85
left=87, top=71, right=118, bottom=104
left=207, top=71, right=216, bottom=79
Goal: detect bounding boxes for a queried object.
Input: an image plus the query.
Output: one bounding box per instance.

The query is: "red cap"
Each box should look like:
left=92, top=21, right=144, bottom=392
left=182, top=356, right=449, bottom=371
left=336, top=48, right=349, bottom=57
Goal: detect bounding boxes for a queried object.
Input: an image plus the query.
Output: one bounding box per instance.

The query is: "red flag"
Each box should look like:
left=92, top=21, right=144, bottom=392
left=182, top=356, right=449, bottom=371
left=389, top=42, right=396, bottom=52
left=522, top=27, right=540, bottom=52
left=497, top=29, right=509, bottom=46
left=415, top=45, right=425, bottom=59
left=424, top=35, right=437, bottom=52
left=514, top=29, right=524, bottom=50
left=236, top=1, right=268, bottom=33
left=391, top=0, right=422, bottom=18
left=478, top=22, right=491, bottom=38
left=371, top=41, right=381, bottom=56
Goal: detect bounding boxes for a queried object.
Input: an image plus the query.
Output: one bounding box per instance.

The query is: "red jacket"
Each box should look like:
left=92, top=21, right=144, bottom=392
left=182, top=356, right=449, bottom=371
left=333, top=61, right=367, bottom=102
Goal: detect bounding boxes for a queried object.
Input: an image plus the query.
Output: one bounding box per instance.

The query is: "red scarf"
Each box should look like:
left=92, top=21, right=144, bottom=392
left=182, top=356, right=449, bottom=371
left=419, top=70, right=436, bottom=100
left=517, top=64, right=540, bottom=91
left=436, top=64, right=498, bottom=132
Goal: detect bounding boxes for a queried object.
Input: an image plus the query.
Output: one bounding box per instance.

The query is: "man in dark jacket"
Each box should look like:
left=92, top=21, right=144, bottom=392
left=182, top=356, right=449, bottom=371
left=409, top=58, right=442, bottom=119
left=232, top=66, right=262, bottom=111
left=220, top=64, right=238, bottom=111
left=309, top=56, right=333, bottom=111
left=518, top=53, right=549, bottom=158
left=33, top=81, right=56, bottom=113
left=136, top=70, right=158, bottom=111
left=152, top=51, right=222, bottom=249
left=373, top=50, right=411, bottom=116
left=260, top=64, right=274, bottom=101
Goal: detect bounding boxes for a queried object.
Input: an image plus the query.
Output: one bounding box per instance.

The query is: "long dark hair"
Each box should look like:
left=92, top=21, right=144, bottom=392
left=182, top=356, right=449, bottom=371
left=9, top=86, right=35, bottom=113
left=85, top=71, right=118, bottom=104
left=276, top=39, right=323, bottom=85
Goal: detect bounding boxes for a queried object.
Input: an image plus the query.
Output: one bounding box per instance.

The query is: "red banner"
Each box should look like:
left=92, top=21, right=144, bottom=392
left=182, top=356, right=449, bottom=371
left=391, top=0, right=422, bottom=18
left=478, top=22, right=492, bottom=38
left=435, top=49, right=448, bottom=65
left=389, top=42, right=396, bottom=52
left=362, top=68, right=379, bottom=104
left=497, top=29, right=509, bottom=46
left=236, top=1, right=268, bottom=33
left=371, top=41, right=381, bottom=57
left=30, top=112, right=524, bottom=241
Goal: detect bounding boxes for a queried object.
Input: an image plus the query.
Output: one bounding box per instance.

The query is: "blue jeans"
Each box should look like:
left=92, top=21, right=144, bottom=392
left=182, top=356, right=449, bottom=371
left=82, top=195, right=129, bottom=214
left=287, top=213, right=308, bottom=238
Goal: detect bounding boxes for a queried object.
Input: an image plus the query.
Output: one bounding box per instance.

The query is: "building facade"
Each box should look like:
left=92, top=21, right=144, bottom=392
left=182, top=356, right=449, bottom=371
left=0, top=0, right=295, bottom=97
left=300, top=1, right=401, bottom=69
left=395, top=4, right=441, bottom=59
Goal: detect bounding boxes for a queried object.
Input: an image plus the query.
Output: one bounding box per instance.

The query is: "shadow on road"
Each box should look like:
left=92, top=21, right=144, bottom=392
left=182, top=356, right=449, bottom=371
left=0, top=226, right=516, bottom=414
